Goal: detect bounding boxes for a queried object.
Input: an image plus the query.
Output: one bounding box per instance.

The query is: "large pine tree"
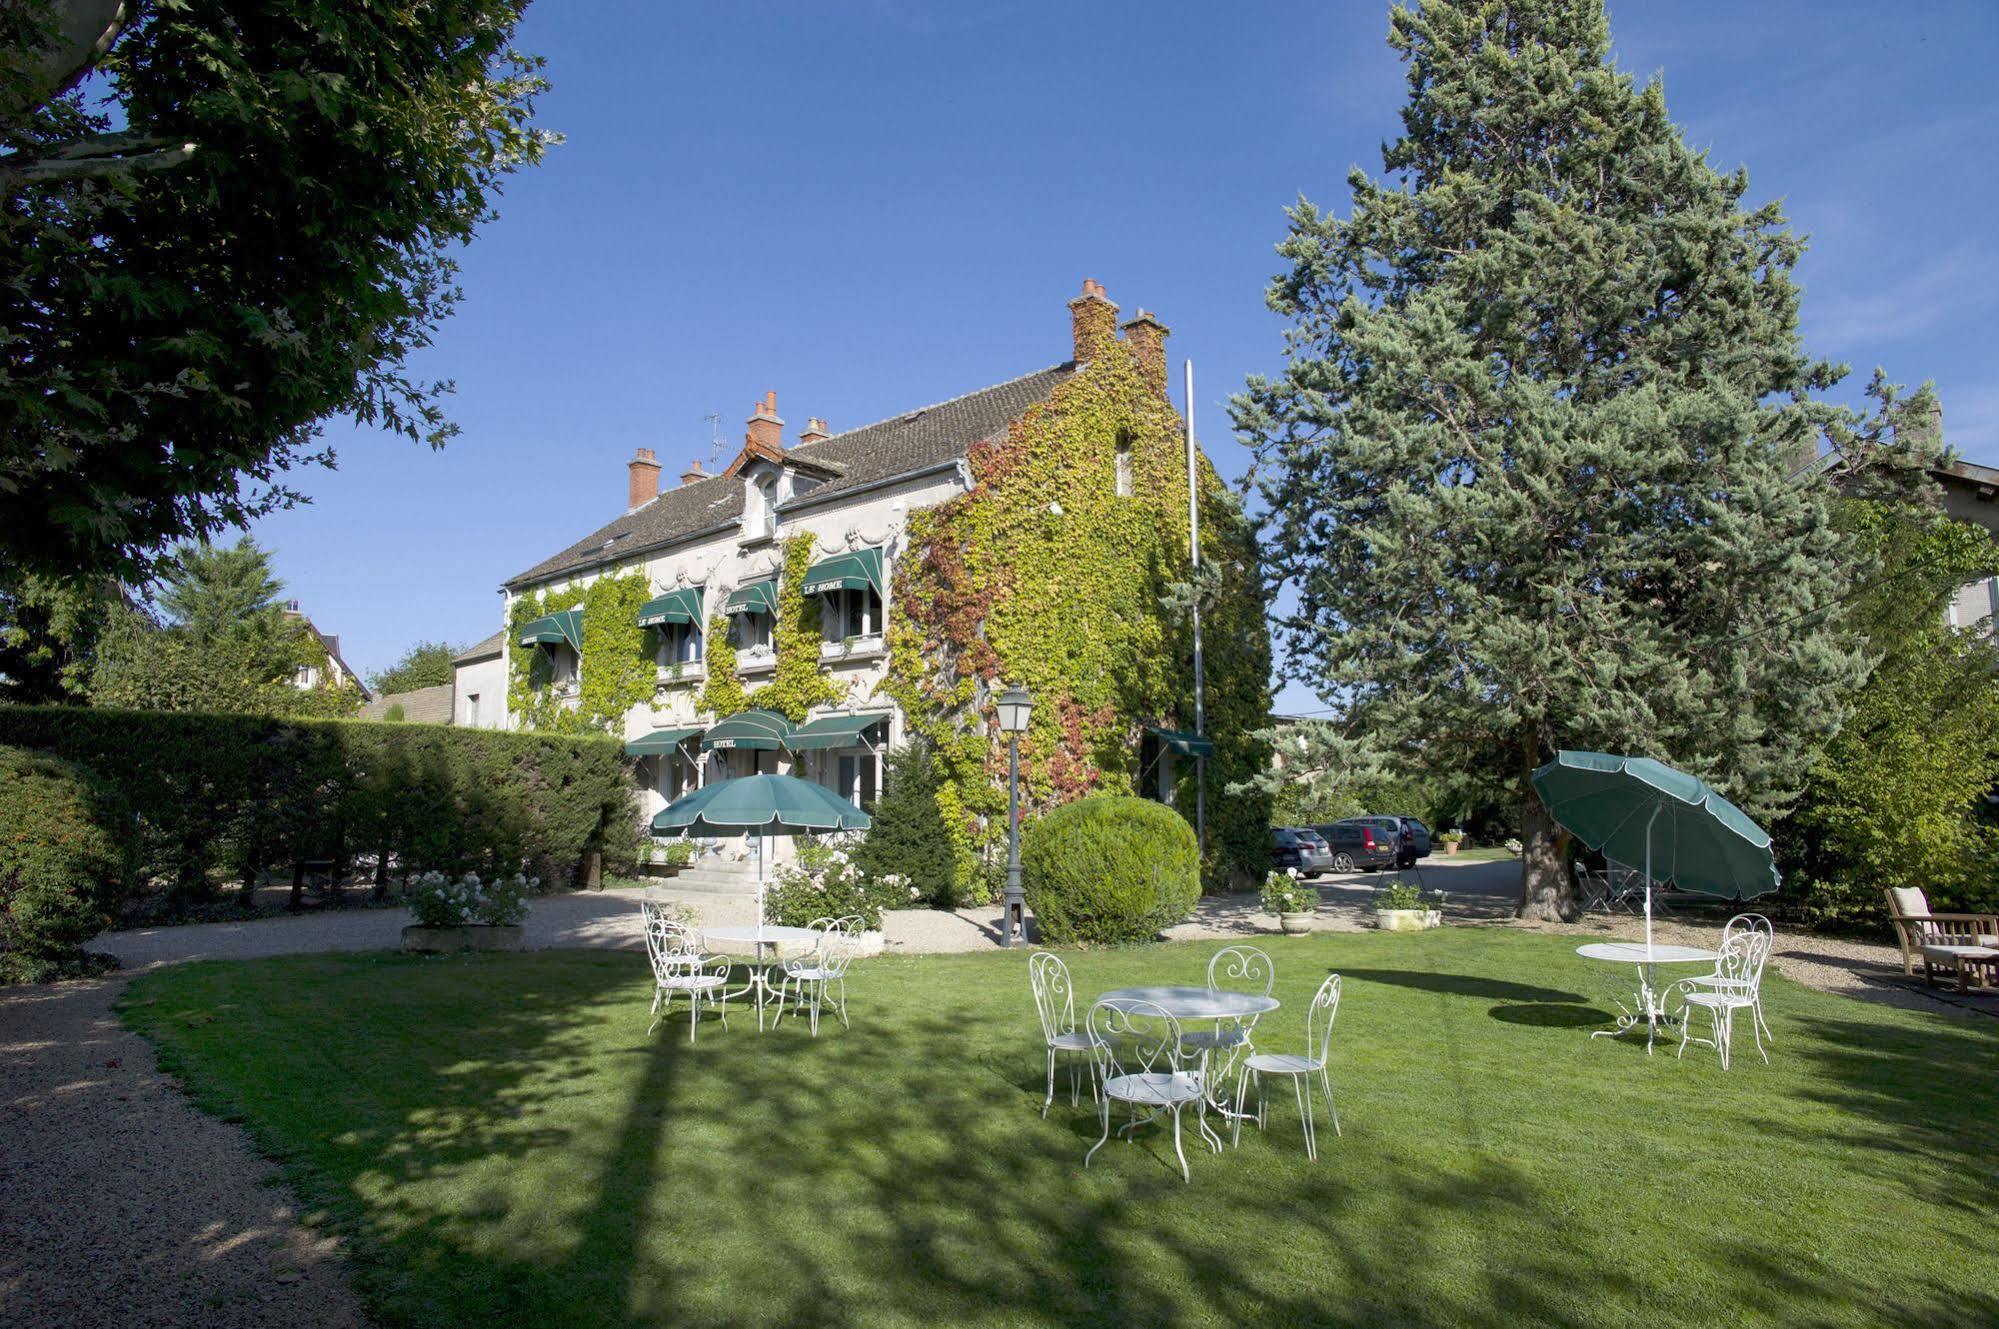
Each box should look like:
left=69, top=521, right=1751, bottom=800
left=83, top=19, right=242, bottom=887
left=1235, top=0, right=1871, bottom=918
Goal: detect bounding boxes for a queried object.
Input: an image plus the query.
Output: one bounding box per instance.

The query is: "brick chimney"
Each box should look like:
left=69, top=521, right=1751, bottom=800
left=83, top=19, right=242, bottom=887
left=1068, top=278, right=1119, bottom=363
left=1120, top=309, right=1171, bottom=398
left=680, top=459, right=707, bottom=485
left=627, top=447, right=662, bottom=509
left=798, top=416, right=829, bottom=446
left=746, top=390, right=784, bottom=452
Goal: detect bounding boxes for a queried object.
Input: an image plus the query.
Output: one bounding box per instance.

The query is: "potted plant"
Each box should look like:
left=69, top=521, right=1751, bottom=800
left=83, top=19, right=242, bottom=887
left=1439, top=828, right=1466, bottom=856
left=1262, top=869, right=1319, bottom=935
left=402, top=871, right=534, bottom=952
left=1373, top=879, right=1443, bottom=932
left=644, top=839, right=697, bottom=877
left=1504, top=837, right=1524, bottom=856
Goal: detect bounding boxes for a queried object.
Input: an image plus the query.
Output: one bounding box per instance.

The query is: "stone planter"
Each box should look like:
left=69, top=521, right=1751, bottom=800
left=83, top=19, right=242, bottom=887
left=1374, top=908, right=1442, bottom=932
left=1442, top=842, right=1462, bottom=856
left=402, top=923, right=526, bottom=953
left=1278, top=911, right=1315, bottom=936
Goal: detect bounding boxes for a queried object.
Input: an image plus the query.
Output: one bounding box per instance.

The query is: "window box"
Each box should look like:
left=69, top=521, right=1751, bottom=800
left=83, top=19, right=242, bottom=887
left=737, top=646, right=777, bottom=675
left=656, top=662, right=706, bottom=687
left=821, top=635, right=886, bottom=662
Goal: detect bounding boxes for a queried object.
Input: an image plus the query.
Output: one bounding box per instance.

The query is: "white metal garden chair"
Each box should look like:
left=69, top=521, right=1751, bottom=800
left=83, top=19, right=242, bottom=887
left=1182, top=945, right=1274, bottom=1058
left=771, top=916, right=860, bottom=1035
left=1027, top=951, right=1098, bottom=1117
left=641, top=902, right=731, bottom=1043
left=1671, top=929, right=1773, bottom=1070
left=1233, top=974, right=1342, bottom=1160
left=1084, top=998, right=1219, bottom=1183
left=1682, top=913, right=1775, bottom=1046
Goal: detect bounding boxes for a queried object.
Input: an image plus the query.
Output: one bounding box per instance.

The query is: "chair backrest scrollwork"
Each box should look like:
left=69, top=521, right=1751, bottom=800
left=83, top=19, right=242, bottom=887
left=1086, top=999, right=1184, bottom=1086
left=1028, top=951, right=1076, bottom=1042
left=1207, top=945, right=1275, bottom=999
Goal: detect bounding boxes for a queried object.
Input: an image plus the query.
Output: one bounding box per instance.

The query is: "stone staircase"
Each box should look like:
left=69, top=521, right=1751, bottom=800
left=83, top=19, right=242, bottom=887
left=655, top=861, right=761, bottom=898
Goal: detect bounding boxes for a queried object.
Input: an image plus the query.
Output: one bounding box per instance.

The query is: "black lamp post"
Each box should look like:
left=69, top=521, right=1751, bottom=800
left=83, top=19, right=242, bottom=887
left=997, top=684, right=1032, bottom=947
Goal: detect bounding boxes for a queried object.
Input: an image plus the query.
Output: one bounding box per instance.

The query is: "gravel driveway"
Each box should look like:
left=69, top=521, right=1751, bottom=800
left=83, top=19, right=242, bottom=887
left=0, top=977, right=367, bottom=1329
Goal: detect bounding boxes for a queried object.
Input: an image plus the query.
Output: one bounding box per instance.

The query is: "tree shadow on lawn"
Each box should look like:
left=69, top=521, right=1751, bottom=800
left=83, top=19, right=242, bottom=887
left=1336, top=966, right=1587, bottom=1005
left=1767, top=1010, right=1999, bottom=1216
left=138, top=948, right=1999, bottom=1329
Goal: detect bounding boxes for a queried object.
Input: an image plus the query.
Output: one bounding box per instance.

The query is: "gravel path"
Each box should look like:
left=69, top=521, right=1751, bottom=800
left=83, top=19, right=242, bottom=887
left=0, top=977, right=367, bottom=1329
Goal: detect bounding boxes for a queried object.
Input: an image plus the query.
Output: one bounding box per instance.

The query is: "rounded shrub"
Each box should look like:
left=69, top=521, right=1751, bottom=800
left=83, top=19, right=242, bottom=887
left=1021, top=795, right=1200, bottom=944
left=0, top=745, right=136, bottom=982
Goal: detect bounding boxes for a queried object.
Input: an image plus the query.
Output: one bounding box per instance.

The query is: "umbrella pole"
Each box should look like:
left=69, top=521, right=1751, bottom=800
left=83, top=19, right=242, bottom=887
left=1643, top=804, right=1661, bottom=953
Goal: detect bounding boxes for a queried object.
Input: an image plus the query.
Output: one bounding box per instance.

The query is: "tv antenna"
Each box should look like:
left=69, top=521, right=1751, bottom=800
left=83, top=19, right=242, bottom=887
left=701, top=411, right=721, bottom=467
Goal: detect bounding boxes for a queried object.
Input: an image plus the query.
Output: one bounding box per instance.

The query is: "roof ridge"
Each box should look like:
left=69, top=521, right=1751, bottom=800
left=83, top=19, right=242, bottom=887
left=804, top=361, right=1075, bottom=447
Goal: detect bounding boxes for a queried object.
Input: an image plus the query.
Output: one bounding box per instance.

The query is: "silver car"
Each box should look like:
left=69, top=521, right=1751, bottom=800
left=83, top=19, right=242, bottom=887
left=1286, top=827, right=1337, bottom=877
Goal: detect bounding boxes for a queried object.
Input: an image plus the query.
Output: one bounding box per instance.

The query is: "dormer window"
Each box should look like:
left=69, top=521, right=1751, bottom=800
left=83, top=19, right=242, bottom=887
left=747, top=472, right=778, bottom=540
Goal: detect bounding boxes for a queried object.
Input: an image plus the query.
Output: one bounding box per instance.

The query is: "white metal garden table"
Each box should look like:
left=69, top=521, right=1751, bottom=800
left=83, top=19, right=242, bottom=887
left=1575, top=941, right=1718, bottom=1053
left=703, top=924, right=823, bottom=1030
left=1099, top=985, right=1279, bottom=1125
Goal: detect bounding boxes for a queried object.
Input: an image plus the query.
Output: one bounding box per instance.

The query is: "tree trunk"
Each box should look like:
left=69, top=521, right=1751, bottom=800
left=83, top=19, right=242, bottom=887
left=1515, top=797, right=1577, bottom=922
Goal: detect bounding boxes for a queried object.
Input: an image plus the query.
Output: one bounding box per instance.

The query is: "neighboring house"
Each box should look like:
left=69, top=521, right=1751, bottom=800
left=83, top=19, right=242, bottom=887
left=358, top=683, right=453, bottom=724
left=451, top=631, right=507, bottom=729
left=1935, top=458, right=1999, bottom=634
left=282, top=601, right=370, bottom=701
left=495, top=280, right=1268, bottom=874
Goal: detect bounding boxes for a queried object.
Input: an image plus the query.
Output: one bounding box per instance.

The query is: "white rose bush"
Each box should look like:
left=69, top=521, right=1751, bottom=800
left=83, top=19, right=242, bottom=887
left=408, top=871, right=535, bottom=929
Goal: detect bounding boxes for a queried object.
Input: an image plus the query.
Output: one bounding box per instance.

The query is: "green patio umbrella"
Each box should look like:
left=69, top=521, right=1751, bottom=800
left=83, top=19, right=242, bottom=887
left=1530, top=751, right=1778, bottom=950
left=650, top=774, right=871, bottom=940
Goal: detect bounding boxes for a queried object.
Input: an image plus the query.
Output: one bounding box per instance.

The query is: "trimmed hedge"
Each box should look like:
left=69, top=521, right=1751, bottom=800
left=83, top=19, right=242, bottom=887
left=0, top=707, right=639, bottom=900
left=0, top=745, right=137, bottom=981
left=1021, top=795, right=1200, bottom=945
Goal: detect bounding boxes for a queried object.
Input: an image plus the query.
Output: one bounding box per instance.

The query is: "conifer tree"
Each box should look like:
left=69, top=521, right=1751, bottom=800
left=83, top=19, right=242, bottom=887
left=1235, top=0, right=1894, bottom=918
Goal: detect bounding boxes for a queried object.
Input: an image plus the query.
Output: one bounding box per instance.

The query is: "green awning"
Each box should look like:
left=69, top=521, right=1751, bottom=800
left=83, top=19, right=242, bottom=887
left=800, top=547, right=886, bottom=598
left=786, top=712, right=889, bottom=752
left=701, top=708, right=793, bottom=751
left=636, top=588, right=703, bottom=628
left=624, top=726, right=704, bottom=757
left=722, top=580, right=778, bottom=617
left=1149, top=727, right=1214, bottom=758
left=519, top=608, right=583, bottom=651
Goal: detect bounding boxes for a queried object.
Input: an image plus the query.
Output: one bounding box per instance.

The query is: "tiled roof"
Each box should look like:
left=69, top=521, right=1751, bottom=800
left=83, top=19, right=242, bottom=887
left=452, top=630, right=506, bottom=664
left=504, top=362, right=1076, bottom=590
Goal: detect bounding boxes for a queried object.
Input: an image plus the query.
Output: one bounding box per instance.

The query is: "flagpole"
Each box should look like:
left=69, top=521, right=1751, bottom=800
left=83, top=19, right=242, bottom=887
left=1185, top=358, right=1205, bottom=854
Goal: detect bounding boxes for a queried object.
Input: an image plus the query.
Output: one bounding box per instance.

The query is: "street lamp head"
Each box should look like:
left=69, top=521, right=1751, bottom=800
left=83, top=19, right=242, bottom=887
left=997, top=684, right=1032, bottom=734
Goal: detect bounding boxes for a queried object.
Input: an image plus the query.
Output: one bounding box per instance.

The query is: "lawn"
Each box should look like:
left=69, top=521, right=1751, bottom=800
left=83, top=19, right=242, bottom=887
left=121, top=930, right=1999, bottom=1329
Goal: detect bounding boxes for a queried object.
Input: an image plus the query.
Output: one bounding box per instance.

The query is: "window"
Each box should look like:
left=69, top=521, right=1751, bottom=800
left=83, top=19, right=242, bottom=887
left=821, top=586, right=882, bottom=641
left=1114, top=430, right=1133, bottom=498
left=657, top=750, right=698, bottom=801
left=836, top=751, right=880, bottom=808
left=731, top=611, right=773, bottom=653
left=466, top=693, right=480, bottom=727
left=750, top=473, right=778, bottom=539
left=656, top=620, right=703, bottom=666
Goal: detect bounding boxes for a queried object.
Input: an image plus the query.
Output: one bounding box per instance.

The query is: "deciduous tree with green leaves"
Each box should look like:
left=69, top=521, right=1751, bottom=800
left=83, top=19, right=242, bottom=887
left=0, top=0, right=552, bottom=580
left=1788, top=500, right=1999, bottom=920
left=370, top=641, right=462, bottom=697
left=1234, top=0, right=1926, bottom=919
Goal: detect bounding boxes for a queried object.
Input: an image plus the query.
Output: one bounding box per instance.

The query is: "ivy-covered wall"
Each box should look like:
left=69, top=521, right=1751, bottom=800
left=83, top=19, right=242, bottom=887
left=884, top=322, right=1272, bottom=893
left=695, top=612, right=747, bottom=718
left=763, top=534, right=846, bottom=722
left=508, top=571, right=657, bottom=735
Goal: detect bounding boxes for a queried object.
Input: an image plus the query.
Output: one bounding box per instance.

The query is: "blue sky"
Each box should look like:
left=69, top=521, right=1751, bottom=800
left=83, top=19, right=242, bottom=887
left=247, top=1, right=1999, bottom=711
